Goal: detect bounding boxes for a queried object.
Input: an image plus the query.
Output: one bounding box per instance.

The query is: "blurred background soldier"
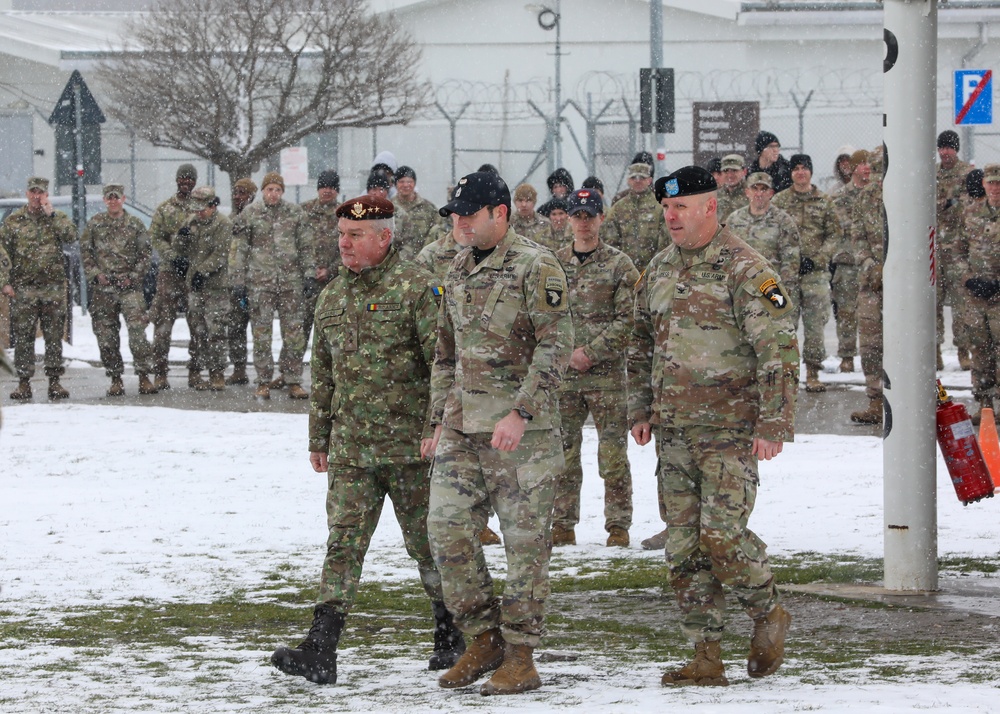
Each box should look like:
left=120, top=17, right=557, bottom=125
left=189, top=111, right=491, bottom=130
left=545, top=167, right=574, bottom=200
left=716, top=154, right=749, bottom=223
left=613, top=151, right=656, bottom=206
left=150, top=164, right=199, bottom=391
left=773, top=154, right=843, bottom=393
left=600, top=159, right=666, bottom=271
left=705, top=156, right=724, bottom=190
left=231, top=171, right=312, bottom=400
left=581, top=176, right=606, bottom=206
left=510, top=183, right=551, bottom=244
left=821, top=145, right=855, bottom=197
left=81, top=183, right=156, bottom=397
left=552, top=189, right=639, bottom=548
left=366, top=171, right=391, bottom=201
left=176, top=187, right=231, bottom=392
left=749, top=130, right=792, bottom=193
left=536, top=197, right=571, bottom=252
left=300, top=170, right=340, bottom=346
left=1, top=177, right=77, bottom=401
left=393, top=166, right=439, bottom=259
left=936, top=130, right=974, bottom=371
left=225, top=177, right=257, bottom=386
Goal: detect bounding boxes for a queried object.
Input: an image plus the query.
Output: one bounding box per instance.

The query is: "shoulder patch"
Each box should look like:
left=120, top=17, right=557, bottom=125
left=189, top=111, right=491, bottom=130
left=431, top=285, right=445, bottom=297
left=746, top=270, right=794, bottom=317
left=538, top=264, right=568, bottom=311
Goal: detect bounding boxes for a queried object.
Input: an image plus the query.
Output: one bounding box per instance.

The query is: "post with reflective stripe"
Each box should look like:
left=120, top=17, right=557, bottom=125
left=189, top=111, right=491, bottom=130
left=883, top=0, right=938, bottom=591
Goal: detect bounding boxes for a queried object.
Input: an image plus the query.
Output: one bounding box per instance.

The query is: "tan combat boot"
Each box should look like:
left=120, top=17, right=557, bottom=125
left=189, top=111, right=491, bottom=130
left=138, top=374, right=158, bottom=395
left=478, top=526, right=502, bottom=546
left=10, top=378, right=32, bottom=401
left=661, top=640, right=728, bottom=687
left=190, top=370, right=209, bottom=390
left=154, top=373, right=170, bottom=391
left=287, top=383, right=309, bottom=400
left=804, top=364, right=826, bottom=393
left=255, top=383, right=271, bottom=400
left=606, top=526, right=630, bottom=548
left=438, top=628, right=504, bottom=689
left=958, top=348, right=972, bottom=371
left=839, top=357, right=854, bottom=373
left=641, top=527, right=668, bottom=551
left=225, top=366, right=249, bottom=386
left=748, top=603, right=792, bottom=677
left=107, top=377, right=125, bottom=397
left=480, top=642, right=541, bottom=696
left=269, top=375, right=286, bottom=390
left=47, top=377, right=69, bottom=400
left=850, top=396, right=884, bottom=425
left=208, top=371, right=226, bottom=391
left=551, top=525, right=575, bottom=546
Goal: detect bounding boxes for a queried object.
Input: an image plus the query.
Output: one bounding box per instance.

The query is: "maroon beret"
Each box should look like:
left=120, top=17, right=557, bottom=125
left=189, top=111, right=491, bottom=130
left=335, top=195, right=395, bottom=220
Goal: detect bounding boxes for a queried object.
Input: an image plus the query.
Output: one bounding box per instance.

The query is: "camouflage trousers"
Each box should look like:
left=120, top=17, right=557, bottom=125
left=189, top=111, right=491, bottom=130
left=227, top=292, right=251, bottom=370
left=428, top=426, right=563, bottom=648
left=8, top=287, right=66, bottom=379
left=656, top=425, right=780, bottom=643
left=249, top=286, right=306, bottom=385
left=149, top=268, right=196, bottom=376
left=797, top=270, right=832, bottom=366
left=318, top=462, right=443, bottom=612
left=857, top=287, right=883, bottom=400
left=831, top=264, right=859, bottom=360
left=554, top=388, right=633, bottom=531
left=89, top=286, right=153, bottom=377
left=188, top=288, right=230, bottom=375
left=937, top=256, right=972, bottom=351
left=964, top=297, right=1000, bottom=403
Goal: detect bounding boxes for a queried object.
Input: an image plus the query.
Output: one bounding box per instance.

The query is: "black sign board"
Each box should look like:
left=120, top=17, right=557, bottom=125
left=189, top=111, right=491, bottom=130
left=48, top=71, right=105, bottom=189
left=692, top=102, right=759, bottom=169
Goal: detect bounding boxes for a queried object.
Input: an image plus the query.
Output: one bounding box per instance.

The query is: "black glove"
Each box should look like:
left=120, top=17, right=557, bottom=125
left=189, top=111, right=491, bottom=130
left=172, top=256, right=190, bottom=278
left=233, top=285, right=249, bottom=311
left=177, top=225, right=192, bottom=237
left=303, top=277, right=321, bottom=300
left=799, top=257, right=816, bottom=276
left=966, top=277, right=1000, bottom=300
left=828, top=260, right=837, bottom=278
left=191, top=271, right=206, bottom=292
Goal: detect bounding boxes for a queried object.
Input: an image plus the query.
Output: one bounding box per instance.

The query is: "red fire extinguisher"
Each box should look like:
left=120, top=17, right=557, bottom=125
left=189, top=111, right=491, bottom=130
left=936, top=381, right=995, bottom=505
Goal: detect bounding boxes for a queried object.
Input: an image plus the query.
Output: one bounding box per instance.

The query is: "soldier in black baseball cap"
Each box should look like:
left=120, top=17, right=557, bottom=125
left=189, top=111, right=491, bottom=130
left=438, top=171, right=512, bottom=218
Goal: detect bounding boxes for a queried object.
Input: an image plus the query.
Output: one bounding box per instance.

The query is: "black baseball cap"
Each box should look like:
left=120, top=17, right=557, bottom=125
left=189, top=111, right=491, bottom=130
left=439, top=171, right=512, bottom=217
left=566, top=188, right=603, bottom=216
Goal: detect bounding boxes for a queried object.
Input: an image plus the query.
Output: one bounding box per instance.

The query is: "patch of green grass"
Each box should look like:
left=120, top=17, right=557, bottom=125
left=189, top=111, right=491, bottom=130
left=771, top=552, right=884, bottom=584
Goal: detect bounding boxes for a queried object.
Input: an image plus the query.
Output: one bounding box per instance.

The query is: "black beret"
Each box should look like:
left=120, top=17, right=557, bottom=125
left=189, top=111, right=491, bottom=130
left=654, top=166, right=718, bottom=202
left=789, top=154, right=813, bottom=172
left=395, top=165, right=416, bottom=181
left=317, top=170, right=340, bottom=190
left=938, top=130, right=960, bottom=151
left=335, top=195, right=395, bottom=220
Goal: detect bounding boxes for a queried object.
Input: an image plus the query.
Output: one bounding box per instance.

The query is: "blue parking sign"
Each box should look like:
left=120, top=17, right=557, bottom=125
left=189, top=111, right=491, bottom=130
left=955, top=70, right=993, bottom=125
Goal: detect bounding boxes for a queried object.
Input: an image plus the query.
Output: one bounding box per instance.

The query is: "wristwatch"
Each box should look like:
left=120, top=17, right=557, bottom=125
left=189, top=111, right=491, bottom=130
left=514, top=406, right=533, bottom=421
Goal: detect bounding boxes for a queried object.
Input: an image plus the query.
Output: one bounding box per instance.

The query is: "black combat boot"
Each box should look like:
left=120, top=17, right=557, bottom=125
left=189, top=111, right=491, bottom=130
left=271, top=604, right=345, bottom=684
left=428, top=601, right=466, bottom=671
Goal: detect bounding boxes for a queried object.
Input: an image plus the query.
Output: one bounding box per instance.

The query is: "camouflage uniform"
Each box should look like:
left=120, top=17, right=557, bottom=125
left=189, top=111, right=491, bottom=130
left=0, top=207, right=77, bottom=379
left=80, top=211, right=154, bottom=377
left=393, top=193, right=439, bottom=259
left=231, top=199, right=313, bottom=386
left=414, top=228, right=461, bottom=280
left=177, top=211, right=232, bottom=377
left=427, top=228, right=573, bottom=647
left=599, top=186, right=668, bottom=271
left=553, top=241, right=639, bottom=534
left=510, top=213, right=551, bottom=246
left=300, top=197, right=340, bottom=343
left=627, top=226, right=798, bottom=643
left=725, top=204, right=801, bottom=317
left=309, top=245, right=444, bottom=611
left=149, top=194, right=198, bottom=377
left=937, top=159, right=973, bottom=353
left=226, top=203, right=254, bottom=378
left=772, top=185, right=843, bottom=366
left=716, top=182, right=749, bottom=224
left=830, top=183, right=866, bottom=361
left=851, top=182, right=885, bottom=401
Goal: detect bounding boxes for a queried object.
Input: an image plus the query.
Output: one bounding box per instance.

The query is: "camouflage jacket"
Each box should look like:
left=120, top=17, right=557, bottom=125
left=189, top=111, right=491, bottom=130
left=300, top=197, right=340, bottom=274
left=414, top=230, right=461, bottom=280
left=956, top=197, right=1000, bottom=284
left=231, top=199, right=313, bottom=291
left=431, top=227, right=573, bottom=433
left=0, top=242, right=10, bottom=287
left=81, top=212, right=151, bottom=289
left=772, top=185, right=843, bottom=268
left=725, top=205, right=801, bottom=299
left=627, top=226, right=799, bottom=441
left=717, top=182, right=749, bottom=223
left=850, top=181, right=885, bottom=291
left=831, top=182, right=867, bottom=265
left=0, top=207, right=77, bottom=290
left=510, top=212, right=551, bottom=246
left=555, top=241, right=639, bottom=391
left=150, top=194, right=197, bottom=263
left=534, top=223, right=572, bottom=254
left=937, top=159, right=973, bottom=253
left=599, top=186, right=668, bottom=271
left=309, top=246, right=440, bottom=466
left=393, top=193, right=439, bottom=259
left=177, top=212, right=232, bottom=292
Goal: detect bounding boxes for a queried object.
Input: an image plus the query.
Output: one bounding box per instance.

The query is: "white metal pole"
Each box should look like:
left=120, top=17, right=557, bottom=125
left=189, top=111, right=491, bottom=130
left=882, top=0, right=938, bottom=591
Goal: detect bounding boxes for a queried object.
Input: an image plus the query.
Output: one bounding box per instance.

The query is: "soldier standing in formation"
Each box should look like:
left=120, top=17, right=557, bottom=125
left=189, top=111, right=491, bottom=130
left=225, top=178, right=257, bottom=386
left=715, top=154, right=749, bottom=223
left=300, top=170, right=340, bottom=345
left=510, top=184, right=551, bottom=245
left=600, top=160, right=666, bottom=271
left=230, top=172, right=312, bottom=400
left=149, top=163, right=199, bottom=391
left=392, top=166, right=439, bottom=259
left=629, top=166, right=797, bottom=688
left=1, top=176, right=76, bottom=401
left=176, top=187, right=231, bottom=392
left=271, top=195, right=462, bottom=685
left=80, top=183, right=156, bottom=397
left=773, top=154, right=844, bottom=393
left=537, top=198, right=571, bottom=252
left=749, top=130, right=792, bottom=193
left=426, top=171, right=572, bottom=695
left=936, top=129, right=974, bottom=371
left=552, top=188, right=639, bottom=548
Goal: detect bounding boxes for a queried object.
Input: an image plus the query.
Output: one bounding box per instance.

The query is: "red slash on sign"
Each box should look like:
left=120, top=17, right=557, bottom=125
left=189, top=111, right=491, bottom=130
left=957, top=70, right=993, bottom=125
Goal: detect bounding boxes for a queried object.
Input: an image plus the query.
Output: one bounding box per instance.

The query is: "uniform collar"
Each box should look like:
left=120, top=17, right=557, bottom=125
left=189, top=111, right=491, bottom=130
left=341, top=243, right=400, bottom=284
left=463, top=227, right=518, bottom=275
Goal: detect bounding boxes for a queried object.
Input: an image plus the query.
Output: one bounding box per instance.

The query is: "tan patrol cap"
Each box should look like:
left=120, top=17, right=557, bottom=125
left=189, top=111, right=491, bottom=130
left=983, top=164, right=1000, bottom=183
left=190, top=185, right=218, bottom=208
left=103, top=184, right=125, bottom=199
left=27, top=176, right=49, bottom=192
left=747, top=171, right=773, bottom=189
left=627, top=162, right=652, bottom=179
left=721, top=154, right=746, bottom=170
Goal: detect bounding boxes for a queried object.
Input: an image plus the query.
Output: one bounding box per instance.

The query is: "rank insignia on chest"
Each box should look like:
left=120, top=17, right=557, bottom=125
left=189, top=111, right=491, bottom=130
left=366, top=302, right=401, bottom=311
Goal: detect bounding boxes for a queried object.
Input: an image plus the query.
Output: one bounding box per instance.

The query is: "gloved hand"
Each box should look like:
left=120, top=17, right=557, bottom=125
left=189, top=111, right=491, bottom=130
left=828, top=260, right=837, bottom=278
left=799, top=257, right=815, bottom=276
left=191, top=271, right=206, bottom=292
left=233, top=285, right=249, bottom=311
left=172, top=256, right=190, bottom=278
left=303, top=277, right=321, bottom=300
left=966, top=277, right=1000, bottom=300
left=177, top=225, right=192, bottom=237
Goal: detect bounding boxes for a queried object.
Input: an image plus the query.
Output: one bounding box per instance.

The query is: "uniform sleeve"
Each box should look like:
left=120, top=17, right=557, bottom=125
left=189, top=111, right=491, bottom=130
left=626, top=268, right=654, bottom=426
left=308, top=304, right=335, bottom=453
left=296, top=213, right=315, bottom=283
left=149, top=206, right=175, bottom=262
left=778, top=213, right=802, bottom=297
left=193, top=219, right=229, bottom=278
left=58, top=213, right=78, bottom=246
left=429, top=288, right=457, bottom=426
left=229, top=213, right=250, bottom=286
left=415, top=284, right=442, bottom=439
left=581, top=255, right=639, bottom=365
left=818, top=200, right=844, bottom=267
left=851, top=192, right=881, bottom=289
left=0, top=240, right=11, bottom=287
left=133, top=223, right=153, bottom=285
left=513, top=254, right=573, bottom=417
left=80, top=222, right=99, bottom=283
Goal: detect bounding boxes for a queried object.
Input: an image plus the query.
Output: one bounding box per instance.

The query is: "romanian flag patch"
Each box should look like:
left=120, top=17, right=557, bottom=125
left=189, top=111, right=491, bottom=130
left=432, top=285, right=445, bottom=296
